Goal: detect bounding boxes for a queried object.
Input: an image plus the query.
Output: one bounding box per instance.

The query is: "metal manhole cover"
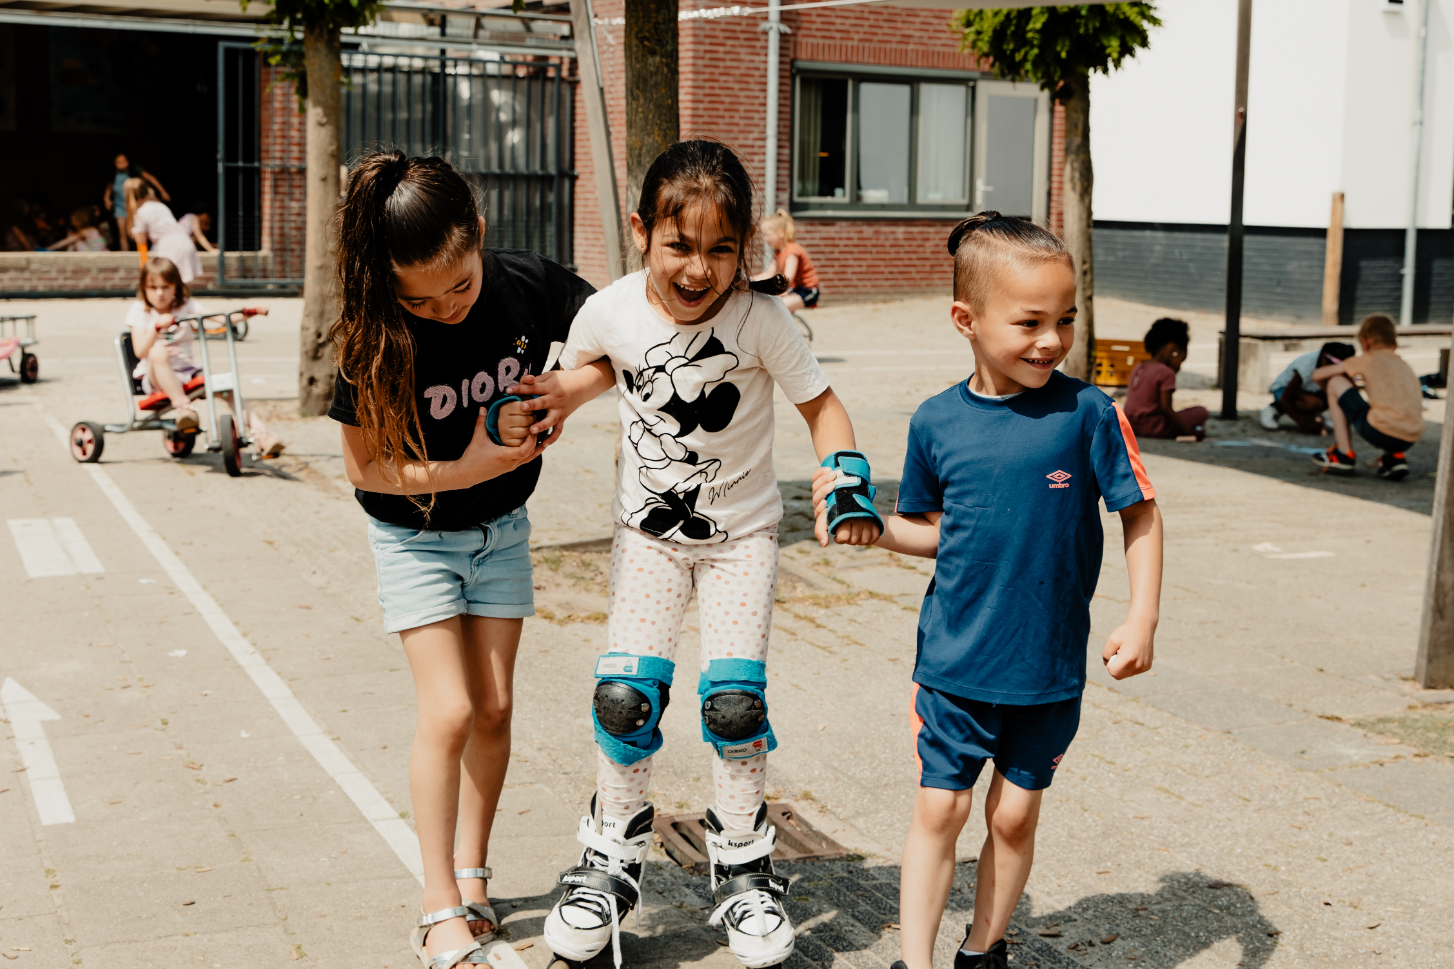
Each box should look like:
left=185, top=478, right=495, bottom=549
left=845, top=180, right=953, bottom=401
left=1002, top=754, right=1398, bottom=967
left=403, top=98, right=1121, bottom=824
left=652, top=802, right=849, bottom=874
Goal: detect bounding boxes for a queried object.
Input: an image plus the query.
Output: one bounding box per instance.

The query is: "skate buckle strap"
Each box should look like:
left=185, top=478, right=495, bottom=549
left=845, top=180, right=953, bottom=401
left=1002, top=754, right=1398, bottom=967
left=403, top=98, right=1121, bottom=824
left=557, top=867, right=642, bottom=907
left=576, top=817, right=652, bottom=862
left=711, top=871, right=790, bottom=907
left=704, top=825, right=777, bottom=866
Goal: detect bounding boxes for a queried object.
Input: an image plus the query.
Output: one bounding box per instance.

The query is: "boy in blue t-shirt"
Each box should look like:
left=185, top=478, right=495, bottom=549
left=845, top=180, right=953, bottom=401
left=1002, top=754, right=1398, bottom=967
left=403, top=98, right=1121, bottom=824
left=813, top=212, right=1163, bottom=969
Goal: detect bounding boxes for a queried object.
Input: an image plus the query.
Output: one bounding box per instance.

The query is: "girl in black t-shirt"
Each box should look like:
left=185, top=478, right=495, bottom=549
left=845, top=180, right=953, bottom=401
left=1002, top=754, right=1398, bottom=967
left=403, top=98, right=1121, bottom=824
left=329, top=151, right=596, bottom=969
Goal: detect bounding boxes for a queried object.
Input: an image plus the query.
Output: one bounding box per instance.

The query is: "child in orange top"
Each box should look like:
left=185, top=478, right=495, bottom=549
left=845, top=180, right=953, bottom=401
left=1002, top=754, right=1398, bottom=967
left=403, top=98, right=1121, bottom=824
left=1311, top=313, right=1424, bottom=480
left=758, top=209, right=820, bottom=311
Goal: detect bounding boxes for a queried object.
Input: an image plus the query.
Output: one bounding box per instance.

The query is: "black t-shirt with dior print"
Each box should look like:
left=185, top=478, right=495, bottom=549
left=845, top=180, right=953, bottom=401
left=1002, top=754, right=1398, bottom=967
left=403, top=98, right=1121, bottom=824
left=329, top=248, right=595, bottom=531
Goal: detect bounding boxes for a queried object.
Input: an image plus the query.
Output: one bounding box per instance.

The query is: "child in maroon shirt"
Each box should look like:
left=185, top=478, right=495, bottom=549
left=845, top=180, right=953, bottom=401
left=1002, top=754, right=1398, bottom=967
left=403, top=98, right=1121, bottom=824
left=1124, top=317, right=1207, bottom=440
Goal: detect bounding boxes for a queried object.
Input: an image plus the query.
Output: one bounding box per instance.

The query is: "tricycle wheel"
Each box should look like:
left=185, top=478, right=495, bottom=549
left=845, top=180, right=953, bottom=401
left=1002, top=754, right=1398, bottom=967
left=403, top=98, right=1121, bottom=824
left=70, top=421, right=104, bottom=463
left=792, top=313, right=813, bottom=345
left=19, top=352, right=38, bottom=383
left=230, top=317, right=249, bottom=341
left=219, top=413, right=242, bottom=477
left=164, top=429, right=196, bottom=458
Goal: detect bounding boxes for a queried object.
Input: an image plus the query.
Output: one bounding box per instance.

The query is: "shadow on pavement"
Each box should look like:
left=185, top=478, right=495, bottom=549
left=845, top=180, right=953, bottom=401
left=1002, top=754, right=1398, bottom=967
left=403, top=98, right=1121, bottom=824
left=512, top=855, right=1280, bottom=969
left=1140, top=413, right=1439, bottom=516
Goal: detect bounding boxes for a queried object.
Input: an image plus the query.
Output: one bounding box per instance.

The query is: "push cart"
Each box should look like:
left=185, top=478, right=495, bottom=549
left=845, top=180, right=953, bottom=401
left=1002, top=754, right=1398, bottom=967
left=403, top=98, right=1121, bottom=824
left=69, top=308, right=262, bottom=477
left=0, top=315, right=39, bottom=384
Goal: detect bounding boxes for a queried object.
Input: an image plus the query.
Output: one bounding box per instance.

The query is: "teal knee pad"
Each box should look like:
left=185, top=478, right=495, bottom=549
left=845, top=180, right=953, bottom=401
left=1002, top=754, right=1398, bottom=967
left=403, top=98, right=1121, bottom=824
left=592, top=653, right=675, bottom=766
left=698, top=658, right=777, bottom=759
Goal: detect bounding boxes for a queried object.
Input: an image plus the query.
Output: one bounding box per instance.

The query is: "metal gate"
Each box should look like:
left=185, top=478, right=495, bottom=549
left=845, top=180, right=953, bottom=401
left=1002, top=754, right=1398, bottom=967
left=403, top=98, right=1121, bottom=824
left=341, top=51, right=575, bottom=265
left=215, top=43, right=575, bottom=290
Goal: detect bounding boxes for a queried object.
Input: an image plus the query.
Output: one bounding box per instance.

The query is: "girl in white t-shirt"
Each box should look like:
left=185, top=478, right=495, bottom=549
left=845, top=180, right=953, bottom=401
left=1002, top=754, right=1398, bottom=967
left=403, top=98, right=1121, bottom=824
left=519, top=141, right=882, bottom=969
left=126, top=178, right=203, bottom=283
left=129, top=256, right=285, bottom=455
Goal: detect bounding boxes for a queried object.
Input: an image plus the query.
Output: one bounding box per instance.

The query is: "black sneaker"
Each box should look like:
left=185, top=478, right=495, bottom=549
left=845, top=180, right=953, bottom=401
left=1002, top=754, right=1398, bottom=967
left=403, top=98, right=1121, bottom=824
left=1312, top=446, right=1356, bottom=475
left=1377, top=451, right=1410, bottom=481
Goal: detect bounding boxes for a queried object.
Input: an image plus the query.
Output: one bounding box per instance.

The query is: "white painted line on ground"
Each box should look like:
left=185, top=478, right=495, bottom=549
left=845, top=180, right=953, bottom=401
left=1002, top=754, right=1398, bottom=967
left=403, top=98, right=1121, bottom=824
left=1, top=678, right=75, bottom=825
left=7, top=518, right=104, bottom=577
left=37, top=412, right=425, bottom=884
left=8, top=519, right=74, bottom=577
left=51, top=518, right=105, bottom=574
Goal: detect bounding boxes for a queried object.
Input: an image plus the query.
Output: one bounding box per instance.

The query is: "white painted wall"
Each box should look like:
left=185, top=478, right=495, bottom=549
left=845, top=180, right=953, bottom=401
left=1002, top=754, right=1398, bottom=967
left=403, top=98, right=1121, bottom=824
left=1089, top=0, right=1235, bottom=224
left=1090, top=0, right=1454, bottom=230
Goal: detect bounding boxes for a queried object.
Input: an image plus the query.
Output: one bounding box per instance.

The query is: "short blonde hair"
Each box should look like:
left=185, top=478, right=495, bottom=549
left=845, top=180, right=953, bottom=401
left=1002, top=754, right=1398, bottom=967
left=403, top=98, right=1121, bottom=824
left=761, top=208, right=795, bottom=244
left=948, top=211, right=1072, bottom=310
left=1358, top=313, right=1397, bottom=347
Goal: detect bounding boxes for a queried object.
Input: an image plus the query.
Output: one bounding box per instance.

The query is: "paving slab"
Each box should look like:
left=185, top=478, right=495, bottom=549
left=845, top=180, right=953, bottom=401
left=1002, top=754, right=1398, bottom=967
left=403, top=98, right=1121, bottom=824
left=1232, top=719, right=1392, bottom=770
left=1142, top=689, right=1305, bottom=731
left=1326, top=758, right=1454, bottom=818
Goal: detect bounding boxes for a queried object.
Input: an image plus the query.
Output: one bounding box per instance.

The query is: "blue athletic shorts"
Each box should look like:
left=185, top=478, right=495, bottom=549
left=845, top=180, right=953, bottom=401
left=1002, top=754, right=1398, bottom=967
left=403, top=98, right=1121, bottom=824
left=1338, top=387, right=1414, bottom=454
left=367, top=506, right=534, bottom=633
left=912, top=685, right=1081, bottom=792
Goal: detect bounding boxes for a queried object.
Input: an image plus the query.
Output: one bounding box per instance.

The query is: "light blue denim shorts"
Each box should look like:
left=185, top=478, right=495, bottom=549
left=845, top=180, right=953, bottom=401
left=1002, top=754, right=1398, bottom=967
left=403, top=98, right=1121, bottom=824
left=367, top=506, right=534, bottom=633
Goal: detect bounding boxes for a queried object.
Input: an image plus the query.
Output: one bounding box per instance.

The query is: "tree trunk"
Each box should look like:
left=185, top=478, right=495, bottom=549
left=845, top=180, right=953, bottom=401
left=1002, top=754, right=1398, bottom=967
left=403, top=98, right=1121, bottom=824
left=624, top=0, right=678, bottom=217
left=298, top=23, right=342, bottom=416
left=1060, top=74, right=1095, bottom=382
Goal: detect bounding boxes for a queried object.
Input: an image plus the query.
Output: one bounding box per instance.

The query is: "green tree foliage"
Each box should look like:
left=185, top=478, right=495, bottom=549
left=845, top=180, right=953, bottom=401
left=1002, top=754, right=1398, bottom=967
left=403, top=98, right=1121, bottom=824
left=953, top=4, right=1160, bottom=99
left=241, top=0, right=384, bottom=102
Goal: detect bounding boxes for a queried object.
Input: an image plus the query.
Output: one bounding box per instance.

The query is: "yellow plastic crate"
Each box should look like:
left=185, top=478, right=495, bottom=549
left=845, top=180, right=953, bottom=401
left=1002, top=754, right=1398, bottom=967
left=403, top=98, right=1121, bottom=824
left=1093, top=339, right=1150, bottom=388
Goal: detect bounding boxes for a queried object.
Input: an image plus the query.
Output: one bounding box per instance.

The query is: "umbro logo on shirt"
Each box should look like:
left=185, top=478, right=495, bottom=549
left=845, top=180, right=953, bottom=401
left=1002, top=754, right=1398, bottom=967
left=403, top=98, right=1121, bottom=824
left=1046, top=470, right=1071, bottom=489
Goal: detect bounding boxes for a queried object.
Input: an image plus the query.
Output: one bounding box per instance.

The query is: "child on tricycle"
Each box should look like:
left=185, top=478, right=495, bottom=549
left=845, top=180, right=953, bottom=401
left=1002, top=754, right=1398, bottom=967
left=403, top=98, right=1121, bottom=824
left=129, top=256, right=285, bottom=457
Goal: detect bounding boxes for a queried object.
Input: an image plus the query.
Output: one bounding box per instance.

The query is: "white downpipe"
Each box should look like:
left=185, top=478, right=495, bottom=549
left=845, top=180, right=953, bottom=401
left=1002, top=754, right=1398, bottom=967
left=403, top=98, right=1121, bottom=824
left=763, top=0, right=782, bottom=268
left=1401, top=0, right=1432, bottom=327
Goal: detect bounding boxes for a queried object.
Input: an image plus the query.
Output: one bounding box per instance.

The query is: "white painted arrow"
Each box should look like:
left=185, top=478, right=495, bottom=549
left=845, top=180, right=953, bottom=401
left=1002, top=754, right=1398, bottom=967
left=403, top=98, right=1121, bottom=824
left=1, top=678, right=74, bottom=825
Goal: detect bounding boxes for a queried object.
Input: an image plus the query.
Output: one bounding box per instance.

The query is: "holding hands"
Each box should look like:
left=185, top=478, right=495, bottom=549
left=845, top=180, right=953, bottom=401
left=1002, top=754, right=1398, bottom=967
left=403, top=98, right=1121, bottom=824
left=810, top=465, right=881, bottom=547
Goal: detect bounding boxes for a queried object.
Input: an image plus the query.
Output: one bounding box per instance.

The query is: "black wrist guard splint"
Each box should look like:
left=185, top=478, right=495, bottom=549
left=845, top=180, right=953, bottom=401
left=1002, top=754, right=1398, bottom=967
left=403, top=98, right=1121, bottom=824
left=485, top=394, right=550, bottom=446
left=820, top=450, right=883, bottom=540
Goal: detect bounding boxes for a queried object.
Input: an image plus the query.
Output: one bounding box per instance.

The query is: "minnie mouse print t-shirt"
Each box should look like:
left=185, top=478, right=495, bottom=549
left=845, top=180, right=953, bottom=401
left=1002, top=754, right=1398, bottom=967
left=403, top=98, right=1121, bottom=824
left=559, top=272, right=829, bottom=544
left=330, top=248, right=594, bottom=531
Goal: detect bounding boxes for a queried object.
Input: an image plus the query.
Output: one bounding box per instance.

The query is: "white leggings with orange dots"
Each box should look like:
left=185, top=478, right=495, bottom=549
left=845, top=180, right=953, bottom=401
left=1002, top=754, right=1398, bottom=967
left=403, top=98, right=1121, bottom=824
left=595, top=525, right=779, bottom=832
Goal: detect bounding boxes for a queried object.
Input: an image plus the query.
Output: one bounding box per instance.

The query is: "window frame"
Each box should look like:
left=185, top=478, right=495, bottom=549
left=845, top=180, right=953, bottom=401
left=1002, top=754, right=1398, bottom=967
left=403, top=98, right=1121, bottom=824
left=790, top=61, right=1049, bottom=221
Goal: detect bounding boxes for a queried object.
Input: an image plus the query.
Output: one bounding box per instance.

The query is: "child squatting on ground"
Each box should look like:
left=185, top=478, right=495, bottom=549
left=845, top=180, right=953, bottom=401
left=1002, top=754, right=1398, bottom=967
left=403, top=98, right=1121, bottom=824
left=1122, top=317, right=1208, bottom=440
left=516, top=140, right=880, bottom=969
left=1310, top=313, right=1424, bottom=480
left=813, top=212, right=1164, bottom=969
left=127, top=256, right=284, bottom=456
left=328, top=150, right=595, bottom=968
left=754, top=209, right=820, bottom=311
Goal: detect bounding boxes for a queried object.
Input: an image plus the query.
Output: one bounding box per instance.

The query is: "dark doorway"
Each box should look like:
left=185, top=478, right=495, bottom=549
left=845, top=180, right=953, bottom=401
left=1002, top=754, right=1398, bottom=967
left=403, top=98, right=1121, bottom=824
left=1, top=24, right=226, bottom=250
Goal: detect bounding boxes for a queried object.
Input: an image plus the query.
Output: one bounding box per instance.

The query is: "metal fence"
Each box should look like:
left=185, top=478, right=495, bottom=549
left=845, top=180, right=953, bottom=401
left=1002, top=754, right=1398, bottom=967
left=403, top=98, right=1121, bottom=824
left=215, top=45, right=576, bottom=290
left=342, top=51, right=576, bottom=266
left=217, top=42, right=307, bottom=287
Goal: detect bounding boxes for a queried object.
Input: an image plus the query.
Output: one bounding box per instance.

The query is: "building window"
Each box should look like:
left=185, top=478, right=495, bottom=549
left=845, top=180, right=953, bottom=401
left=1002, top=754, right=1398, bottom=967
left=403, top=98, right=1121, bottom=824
left=792, top=65, right=1049, bottom=219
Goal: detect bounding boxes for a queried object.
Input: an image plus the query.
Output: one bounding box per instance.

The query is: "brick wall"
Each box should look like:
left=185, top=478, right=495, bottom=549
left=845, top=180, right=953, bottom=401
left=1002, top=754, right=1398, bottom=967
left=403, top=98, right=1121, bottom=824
left=257, top=68, right=308, bottom=282
left=571, top=3, right=1063, bottom=299
left=0, top=253, right=227, bottom=295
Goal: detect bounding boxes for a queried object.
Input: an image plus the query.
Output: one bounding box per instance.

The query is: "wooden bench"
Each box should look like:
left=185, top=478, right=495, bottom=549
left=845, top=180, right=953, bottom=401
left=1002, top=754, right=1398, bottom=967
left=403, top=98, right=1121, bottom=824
left=1217, top=325, right=1452, bottom=392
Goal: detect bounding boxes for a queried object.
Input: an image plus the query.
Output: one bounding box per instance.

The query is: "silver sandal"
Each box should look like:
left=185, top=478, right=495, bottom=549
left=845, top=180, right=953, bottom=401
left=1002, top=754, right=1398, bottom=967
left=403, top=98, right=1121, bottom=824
left=411, top=906, right=487, bottom=968
left=454, top=867, right=499, bottom=943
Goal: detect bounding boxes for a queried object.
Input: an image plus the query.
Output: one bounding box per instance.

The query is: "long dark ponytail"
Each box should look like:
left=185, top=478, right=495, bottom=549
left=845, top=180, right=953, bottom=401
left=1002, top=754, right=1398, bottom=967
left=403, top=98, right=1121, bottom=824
left=331, top=150, right=483, bottom=510
left=635, top=140, right=789, bottom=297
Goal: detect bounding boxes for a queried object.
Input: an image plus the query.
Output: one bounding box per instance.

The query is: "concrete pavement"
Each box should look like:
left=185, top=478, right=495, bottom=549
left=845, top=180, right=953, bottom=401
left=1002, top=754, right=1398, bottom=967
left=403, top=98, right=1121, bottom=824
left=1, top=294, right=1452, bottom=968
